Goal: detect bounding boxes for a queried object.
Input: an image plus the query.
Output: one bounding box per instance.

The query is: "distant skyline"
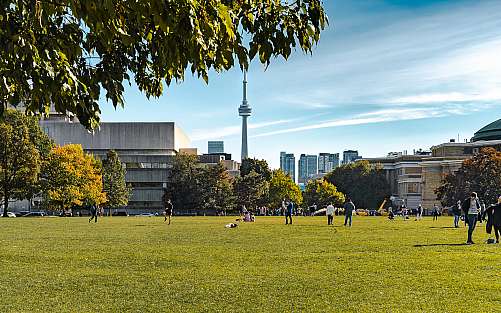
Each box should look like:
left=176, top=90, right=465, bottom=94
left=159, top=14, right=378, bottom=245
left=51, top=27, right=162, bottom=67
left=100, top=0, right=501, bottom=169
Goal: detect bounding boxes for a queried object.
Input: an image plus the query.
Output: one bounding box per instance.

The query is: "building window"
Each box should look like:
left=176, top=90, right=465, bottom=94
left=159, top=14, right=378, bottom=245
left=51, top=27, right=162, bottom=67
left=405, top=167, right=422, bottom=174
left=407, top=183, right=420, bottom=194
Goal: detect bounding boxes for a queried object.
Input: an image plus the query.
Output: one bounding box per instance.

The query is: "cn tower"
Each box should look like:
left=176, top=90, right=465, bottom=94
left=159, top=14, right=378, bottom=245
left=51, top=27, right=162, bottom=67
left=239, top=70, right=251, bottom=160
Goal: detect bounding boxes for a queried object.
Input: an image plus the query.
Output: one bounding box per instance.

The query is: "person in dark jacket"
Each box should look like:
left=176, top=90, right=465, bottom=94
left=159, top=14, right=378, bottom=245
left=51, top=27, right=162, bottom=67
left=483, top=196, right=501, bottom=243
left=285, top=200, right=294, bottom=225
left=164, top=199, right=173, bottom=225
left=343, top=198, right=355, bottom=227
left=462, top=192, right=481, bottom=244
left=89, top=204, right=98, bottom=223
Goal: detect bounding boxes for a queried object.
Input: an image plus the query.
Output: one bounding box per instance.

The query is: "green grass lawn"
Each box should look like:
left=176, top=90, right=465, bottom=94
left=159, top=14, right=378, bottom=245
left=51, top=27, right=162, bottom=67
left=0, top=215, right=500, bottom=312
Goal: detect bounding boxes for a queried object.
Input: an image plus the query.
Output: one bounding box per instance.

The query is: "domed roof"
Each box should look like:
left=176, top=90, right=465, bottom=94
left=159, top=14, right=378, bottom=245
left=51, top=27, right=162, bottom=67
left=472, top=119, right=501, bottom=142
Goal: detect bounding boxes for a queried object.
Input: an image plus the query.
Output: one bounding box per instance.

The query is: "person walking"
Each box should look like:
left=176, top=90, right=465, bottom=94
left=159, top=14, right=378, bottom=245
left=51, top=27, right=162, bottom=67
left=462, top=192, right=481, bottom=244
left=432, top=204, right=439, bottom=221
left=479, top=201, right=486, bottom=224
left=415, top=204, right=423, bottom=221
left=484, top=196, right=501, bottom=243
left=326, top=203, right=335, bottom=225
left=343, top=198, right=355, bottom=227
left=89, top=204, right=98, bottom=223
left=164, top=199, right=173, bottom=225
left=285, top=200, right=294, bottom=225
left=453, top=200, right=461, bottom=228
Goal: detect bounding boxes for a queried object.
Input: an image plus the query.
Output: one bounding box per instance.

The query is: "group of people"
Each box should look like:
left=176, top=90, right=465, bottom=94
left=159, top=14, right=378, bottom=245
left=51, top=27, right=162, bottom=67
left=325, top=198, right=356, bottom=227
left=459, top=192, right=501, bottom=244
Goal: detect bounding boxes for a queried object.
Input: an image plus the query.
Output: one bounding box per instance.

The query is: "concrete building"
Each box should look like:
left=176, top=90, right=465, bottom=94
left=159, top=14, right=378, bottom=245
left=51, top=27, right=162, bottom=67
left=342, top=150, right=361, bottom=164
left=199, top=153, right=241, bottom=178
left=318, top=153, right=339, bottom=174
left=40, top=117, right=191, bottom=213
left=298, top=154, right=318, bottom=184
left=365, top=118, right=501, bottom=209
left=280, top=152, right=296, bottom=182
left=208, top=141, right=224, bottom=154
left=364, top=154, right=429, bottom=210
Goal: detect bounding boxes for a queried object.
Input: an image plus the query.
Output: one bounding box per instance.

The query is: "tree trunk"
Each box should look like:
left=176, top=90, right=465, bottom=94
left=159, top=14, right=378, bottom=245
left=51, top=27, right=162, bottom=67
left=2, top=194, right=8, bottom=217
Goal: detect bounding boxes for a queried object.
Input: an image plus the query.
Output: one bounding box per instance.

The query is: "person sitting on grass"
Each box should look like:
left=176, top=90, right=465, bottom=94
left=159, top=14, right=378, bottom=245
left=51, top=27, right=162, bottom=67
left=388, top=207, right=395, bottom=220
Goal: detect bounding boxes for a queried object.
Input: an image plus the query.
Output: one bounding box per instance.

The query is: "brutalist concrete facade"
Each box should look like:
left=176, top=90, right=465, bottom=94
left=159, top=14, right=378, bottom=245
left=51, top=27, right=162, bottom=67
left=40, top=118, right=191, bottom=213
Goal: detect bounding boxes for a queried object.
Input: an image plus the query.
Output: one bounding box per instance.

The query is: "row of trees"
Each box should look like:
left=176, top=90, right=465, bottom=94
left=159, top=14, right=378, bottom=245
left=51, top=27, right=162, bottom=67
left=0, top=110, right=129, bottom=216
left=325, top=160, right=390, bottom=209
left=165, top=155, right=350, bottom=213
left=436, top=147, right=501, bottom=206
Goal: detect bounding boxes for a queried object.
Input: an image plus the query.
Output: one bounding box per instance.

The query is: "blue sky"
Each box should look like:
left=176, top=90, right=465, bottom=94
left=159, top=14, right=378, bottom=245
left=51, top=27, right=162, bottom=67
left=100, top=0, right=501, bottom=169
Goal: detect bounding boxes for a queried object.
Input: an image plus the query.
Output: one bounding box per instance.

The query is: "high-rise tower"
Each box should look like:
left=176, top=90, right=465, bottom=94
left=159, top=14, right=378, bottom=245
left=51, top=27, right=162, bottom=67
left=239, top=70, right=251, bottom=160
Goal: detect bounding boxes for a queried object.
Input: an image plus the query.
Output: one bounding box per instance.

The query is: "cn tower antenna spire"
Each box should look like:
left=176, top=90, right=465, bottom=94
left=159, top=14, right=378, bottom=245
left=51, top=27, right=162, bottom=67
left=239, top=70, right=252, bottom=160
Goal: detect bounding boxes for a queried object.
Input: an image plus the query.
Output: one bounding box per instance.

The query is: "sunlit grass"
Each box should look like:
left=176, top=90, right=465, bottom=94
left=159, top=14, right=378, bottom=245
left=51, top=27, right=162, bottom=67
left=0, top=215, right=500, bottom=312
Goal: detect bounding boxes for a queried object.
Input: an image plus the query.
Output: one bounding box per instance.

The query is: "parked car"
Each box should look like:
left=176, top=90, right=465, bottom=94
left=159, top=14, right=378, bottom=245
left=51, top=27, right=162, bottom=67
left=21, top=211, right=46, bottom=217
left=136, top=213, right=155, bottom=217
left=112, top=211, right=129, bottom=216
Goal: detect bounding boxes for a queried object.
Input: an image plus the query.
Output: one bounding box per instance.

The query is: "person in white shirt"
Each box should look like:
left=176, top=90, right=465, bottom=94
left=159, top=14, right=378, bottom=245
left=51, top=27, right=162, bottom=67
left=462, top=192, right=481, bottom=244
left=326, top=203, right=335, bottom=225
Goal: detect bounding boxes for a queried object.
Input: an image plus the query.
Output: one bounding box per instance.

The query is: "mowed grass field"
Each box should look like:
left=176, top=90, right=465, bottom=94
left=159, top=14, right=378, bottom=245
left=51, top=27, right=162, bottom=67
left=1, top=215, right=500, bottom=313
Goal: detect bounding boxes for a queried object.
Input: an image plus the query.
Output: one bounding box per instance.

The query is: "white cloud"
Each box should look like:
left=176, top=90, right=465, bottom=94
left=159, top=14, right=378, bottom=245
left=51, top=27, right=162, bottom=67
left=389, top=90, right=501, bottom=105
left=190, top=119, right=295, bottom=141
left=251, top=103, right=497, bottom=138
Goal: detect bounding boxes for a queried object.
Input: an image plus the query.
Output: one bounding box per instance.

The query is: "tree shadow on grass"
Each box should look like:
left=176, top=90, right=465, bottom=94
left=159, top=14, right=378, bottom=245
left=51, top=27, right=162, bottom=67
left=414, top=243, right=467, bottom=247
left=429, top=226, right=458, bottom=229
left=290, top=224, right=342, bottom=228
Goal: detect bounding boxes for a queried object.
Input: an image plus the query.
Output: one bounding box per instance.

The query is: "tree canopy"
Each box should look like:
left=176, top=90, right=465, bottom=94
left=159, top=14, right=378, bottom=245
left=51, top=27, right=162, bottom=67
left=436, top=147, right=501, bottom=206
left=268, top=169, right=302, bottom=208
left=44, top=144, right=106, bottom=211
left=102, top=150, right=130, bottom=210
left=303, top=179, right=344, bottom=209
left=325, top=160, right=390, bottom=209
left=0, top=109, right=40, bottom=216
left=240, top=158, right=272, bottom=180
left=0, top=1, right=327, bottom=129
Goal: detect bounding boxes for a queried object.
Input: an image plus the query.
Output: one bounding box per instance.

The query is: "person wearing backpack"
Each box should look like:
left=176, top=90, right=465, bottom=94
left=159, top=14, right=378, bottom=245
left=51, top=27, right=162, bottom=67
left=462, top=192, right=481, bottom=244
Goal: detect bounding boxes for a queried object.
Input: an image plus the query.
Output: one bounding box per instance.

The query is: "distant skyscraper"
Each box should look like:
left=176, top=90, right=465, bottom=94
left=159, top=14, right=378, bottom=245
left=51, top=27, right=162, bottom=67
left=343, top=150, right=360, bottom=165
left=239, top=70, right=251, bottom=160
left=318, top=153, right=340, bottom=174
left=208, top=141, right=224, bottom=154
left=298, top=154, right=318, bottom=184
left=280, top=152, right=296, bottom=182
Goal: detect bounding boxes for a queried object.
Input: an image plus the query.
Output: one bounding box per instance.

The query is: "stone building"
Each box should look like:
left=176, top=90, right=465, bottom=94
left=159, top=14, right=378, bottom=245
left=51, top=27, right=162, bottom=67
left=367, top=119, right=501, bottom=209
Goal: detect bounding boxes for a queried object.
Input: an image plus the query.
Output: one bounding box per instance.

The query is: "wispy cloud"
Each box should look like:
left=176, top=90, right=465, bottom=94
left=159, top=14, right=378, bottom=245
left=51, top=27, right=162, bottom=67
left=190, top=119, right=295, bottom=141
left=389, top=90, right=501, bottom=105
left=252, top=102, right=497, bottom=138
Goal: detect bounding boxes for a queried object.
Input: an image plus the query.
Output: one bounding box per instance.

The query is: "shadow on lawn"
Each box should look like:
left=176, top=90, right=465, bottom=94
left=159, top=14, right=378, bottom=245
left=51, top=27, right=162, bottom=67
left=429, top=226, right=458, bottom=229
left=414, top=243, right=467, bottom=247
